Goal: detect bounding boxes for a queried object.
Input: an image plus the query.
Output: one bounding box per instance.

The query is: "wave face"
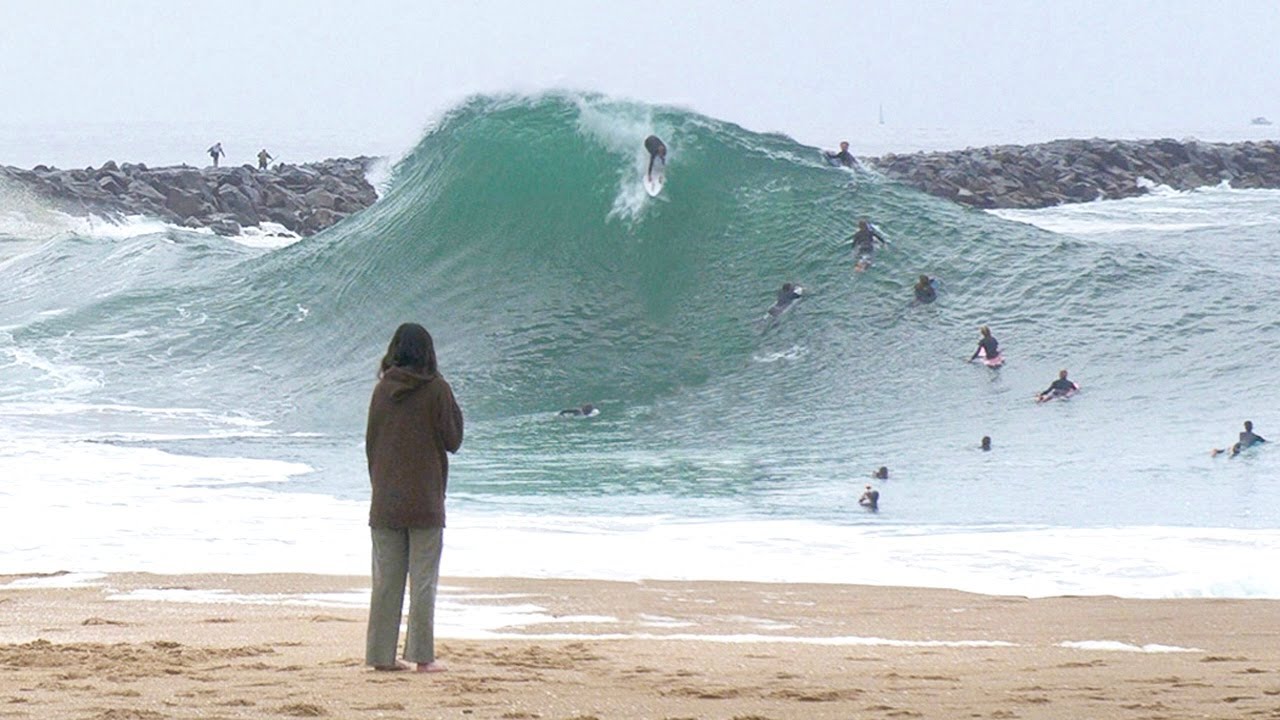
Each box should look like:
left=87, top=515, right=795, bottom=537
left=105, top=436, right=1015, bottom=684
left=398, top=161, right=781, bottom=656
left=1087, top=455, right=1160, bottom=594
left=4, top=94, right=1280, bottom=593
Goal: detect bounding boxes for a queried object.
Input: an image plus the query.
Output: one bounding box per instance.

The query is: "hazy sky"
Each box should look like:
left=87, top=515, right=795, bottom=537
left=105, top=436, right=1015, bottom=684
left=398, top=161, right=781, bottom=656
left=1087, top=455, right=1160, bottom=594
left=2, top=0, right=1278, bottom=163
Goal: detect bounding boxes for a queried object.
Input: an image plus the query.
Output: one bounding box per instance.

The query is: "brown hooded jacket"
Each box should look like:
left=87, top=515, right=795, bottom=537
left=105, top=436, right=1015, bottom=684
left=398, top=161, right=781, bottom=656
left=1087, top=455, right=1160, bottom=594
left=366, top=366, right=464, bottom=528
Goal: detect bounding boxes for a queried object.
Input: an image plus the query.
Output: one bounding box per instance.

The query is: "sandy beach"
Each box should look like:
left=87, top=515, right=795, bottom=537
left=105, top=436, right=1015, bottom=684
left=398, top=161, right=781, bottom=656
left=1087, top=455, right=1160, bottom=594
left=1, top=573, right=1278, bottom=719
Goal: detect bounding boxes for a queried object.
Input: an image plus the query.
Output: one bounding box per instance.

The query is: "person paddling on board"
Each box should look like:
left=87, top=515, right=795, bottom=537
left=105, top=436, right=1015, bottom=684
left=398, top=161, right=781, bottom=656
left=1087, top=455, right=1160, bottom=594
left=558, top=403, right=596, bottom=418
left=825, top=140, right=856, bottom=168
left=1212, top=420, right=1267, bottom=457
left=767, top=282, right=803, bottom=318
left=1036, top=369, right=1079, bottom=402
left=970, top=325, right=1000, bottom=362
left=847, top=219, right=887, bottom=266
left=913, top=274, right=938, bottom=304
left=644, top=135, right=667, bottom=181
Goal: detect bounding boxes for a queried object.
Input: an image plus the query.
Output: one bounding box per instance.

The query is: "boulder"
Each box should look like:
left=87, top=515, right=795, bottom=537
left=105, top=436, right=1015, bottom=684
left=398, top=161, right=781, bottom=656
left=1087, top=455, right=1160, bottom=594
left=165, top=187, right=212, bottom=218
left=208, top=215, right=242, bottom=236
left=216, top=184, right=258, bottom=221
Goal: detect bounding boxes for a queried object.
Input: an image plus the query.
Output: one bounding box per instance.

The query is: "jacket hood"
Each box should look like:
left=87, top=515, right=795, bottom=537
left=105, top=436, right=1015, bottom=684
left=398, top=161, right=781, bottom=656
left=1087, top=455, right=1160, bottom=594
left=382, top=366, right=439, bottom=401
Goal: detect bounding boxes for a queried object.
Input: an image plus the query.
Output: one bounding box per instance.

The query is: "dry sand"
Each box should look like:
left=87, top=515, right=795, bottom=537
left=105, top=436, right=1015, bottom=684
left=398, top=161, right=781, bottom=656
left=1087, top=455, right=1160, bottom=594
left=2, top=572, right=1279, bottom=719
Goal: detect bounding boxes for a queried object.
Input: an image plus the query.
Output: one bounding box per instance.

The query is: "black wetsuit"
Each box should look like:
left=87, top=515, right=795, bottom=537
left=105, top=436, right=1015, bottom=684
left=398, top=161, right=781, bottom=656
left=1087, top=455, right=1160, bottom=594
left=1238, top=430, right=1267, bottom=449
left=859, top=489, right=880, bottom=512
left=973, top=336, right=999, bottom=361
left=767, top=287, right=802, bottom=318
left=851, top=227, right=885, bottom=256
left=1041, top=378, right=1077, bottom=398
left=644, top=135, right=666, bottom=177
left=826, top=149, right=855, bottom=167
left=914, top=280, right=937, bottom=304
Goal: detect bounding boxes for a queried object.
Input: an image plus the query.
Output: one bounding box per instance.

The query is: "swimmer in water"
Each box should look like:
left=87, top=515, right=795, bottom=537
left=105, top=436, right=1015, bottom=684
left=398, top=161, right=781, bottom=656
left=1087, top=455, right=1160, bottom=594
left=913, top=274, right=937, bottom=304
left=558, top=403, right=596, bottom=417
left=825, top=140, right=856, bottom=168
left=872, top=466, right=889, bottom=480
left=859, top=485, right=880, bottom=512
left=1036, top=369, right=1079, bottom=402
left=980, top=436, right=991, bottom=451
left=1212, top=420, right=1267, bottom=456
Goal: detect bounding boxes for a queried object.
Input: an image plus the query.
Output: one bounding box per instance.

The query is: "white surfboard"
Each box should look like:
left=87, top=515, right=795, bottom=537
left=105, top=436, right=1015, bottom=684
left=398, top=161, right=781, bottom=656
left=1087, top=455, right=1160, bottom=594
left=643, top=163, right=666, bottom=197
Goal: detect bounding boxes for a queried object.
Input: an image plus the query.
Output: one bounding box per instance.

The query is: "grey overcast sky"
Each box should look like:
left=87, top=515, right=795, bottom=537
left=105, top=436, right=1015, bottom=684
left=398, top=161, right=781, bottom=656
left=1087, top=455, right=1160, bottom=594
left=2, top=0, right=1278, bottom=159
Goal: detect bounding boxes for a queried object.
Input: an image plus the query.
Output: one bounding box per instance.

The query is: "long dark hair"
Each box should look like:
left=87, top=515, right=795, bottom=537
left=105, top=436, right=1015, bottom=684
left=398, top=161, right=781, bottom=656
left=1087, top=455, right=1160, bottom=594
left=378, top=323, right=438, bottom=377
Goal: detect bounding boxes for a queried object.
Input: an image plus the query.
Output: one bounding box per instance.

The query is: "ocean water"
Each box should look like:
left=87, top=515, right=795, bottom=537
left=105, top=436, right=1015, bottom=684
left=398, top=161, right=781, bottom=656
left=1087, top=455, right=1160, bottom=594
left=2, top=92, right=1278, bottom=599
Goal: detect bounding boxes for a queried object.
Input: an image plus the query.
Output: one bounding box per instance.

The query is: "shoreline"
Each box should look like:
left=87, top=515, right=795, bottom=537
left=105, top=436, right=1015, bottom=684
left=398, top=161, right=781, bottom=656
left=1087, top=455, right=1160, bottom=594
left=3, top=572, right=1279, bottom=718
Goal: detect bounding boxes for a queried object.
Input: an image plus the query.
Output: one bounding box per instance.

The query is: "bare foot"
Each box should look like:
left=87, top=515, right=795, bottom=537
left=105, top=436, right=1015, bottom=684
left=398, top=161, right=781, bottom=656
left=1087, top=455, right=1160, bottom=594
left=373, top=661, right=411, bottom=672
left=416, top=661, right=446, bottom=673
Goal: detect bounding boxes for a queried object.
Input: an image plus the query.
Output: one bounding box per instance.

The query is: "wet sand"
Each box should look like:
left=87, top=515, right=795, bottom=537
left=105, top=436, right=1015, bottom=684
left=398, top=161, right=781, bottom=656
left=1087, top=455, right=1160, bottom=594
left=2, top=572, right=1279, bottom=719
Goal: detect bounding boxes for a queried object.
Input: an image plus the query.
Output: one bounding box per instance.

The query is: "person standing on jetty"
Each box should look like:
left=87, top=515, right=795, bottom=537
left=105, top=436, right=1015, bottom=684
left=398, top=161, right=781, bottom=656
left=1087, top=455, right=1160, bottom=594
left=207, top=142, right=224, bottom=168
left=257, top=148, right=273, bottom=170
left=365, top=323, right=464, bottom=673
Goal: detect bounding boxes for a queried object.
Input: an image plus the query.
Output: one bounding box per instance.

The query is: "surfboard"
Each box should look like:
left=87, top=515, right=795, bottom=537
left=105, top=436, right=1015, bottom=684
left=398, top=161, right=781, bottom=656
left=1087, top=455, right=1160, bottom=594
left=1035, top=386, right=1079, bottom=403
left=643, top=164, right=666, bottom=197
left=975, top=347, right=1004, bottom=368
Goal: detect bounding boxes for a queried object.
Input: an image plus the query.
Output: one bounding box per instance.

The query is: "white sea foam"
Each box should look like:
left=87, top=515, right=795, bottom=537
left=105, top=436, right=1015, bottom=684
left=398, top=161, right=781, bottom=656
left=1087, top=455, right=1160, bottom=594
left=1057, top=640, right=1203, bottom=653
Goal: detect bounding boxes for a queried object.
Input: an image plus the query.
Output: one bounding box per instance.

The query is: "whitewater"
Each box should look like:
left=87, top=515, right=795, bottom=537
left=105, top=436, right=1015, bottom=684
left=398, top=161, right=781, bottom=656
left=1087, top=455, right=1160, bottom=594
left=2, top=93, right=1278, bottom=599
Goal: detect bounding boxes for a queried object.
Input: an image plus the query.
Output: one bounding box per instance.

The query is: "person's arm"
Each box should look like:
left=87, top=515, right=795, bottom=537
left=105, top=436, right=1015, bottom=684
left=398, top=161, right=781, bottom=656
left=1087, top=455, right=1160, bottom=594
left=436, top=382, right=464, bottom=453
left=970, top=344, right=982, bottom=361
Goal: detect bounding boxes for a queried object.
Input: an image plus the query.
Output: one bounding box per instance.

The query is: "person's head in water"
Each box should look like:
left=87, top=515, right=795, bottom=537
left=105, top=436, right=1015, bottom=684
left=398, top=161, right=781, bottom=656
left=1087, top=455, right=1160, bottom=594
left=1059, top=369, right=1069, bottom=380
left=1245, top=420, right=1254, bottom=432
left=839, top=141, right=849, bottom=152
left=981, top=436, right=991, bottom=451
left=379, top=323, right=437, bottom=377
left=979, top=325, right=991, bottom=339
left=873, top=466, right=889, bottom=480
left=917, top=274, right=931, bottom=286
left=781, top=282, right=794, bottom=294
left=581, top=403, right=594, bottom=415
left=858, top=219, right=870, bottom=231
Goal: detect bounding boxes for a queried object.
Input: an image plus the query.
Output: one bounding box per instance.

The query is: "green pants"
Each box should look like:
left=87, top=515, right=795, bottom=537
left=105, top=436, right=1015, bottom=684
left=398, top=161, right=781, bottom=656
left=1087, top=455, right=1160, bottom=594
left=366, top=527, right=444, bottom=666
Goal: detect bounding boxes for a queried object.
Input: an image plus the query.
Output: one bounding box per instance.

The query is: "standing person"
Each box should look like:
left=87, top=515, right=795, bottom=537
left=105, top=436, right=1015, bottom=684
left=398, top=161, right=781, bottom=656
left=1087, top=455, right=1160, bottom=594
left=257, top=148, right=273, bottom=170
left=644, top=135, right=667, bottom=181
left=207, top=142, right=224, bottom=167
left=365, top=323, right=464, bottom=673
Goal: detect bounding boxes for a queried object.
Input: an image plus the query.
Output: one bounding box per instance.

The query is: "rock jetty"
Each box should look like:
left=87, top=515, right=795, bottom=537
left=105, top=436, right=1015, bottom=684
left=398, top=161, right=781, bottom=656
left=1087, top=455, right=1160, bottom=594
left=0, top=157, right=380, bottom=236
left=868, top=138, right=1280, bottom=209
